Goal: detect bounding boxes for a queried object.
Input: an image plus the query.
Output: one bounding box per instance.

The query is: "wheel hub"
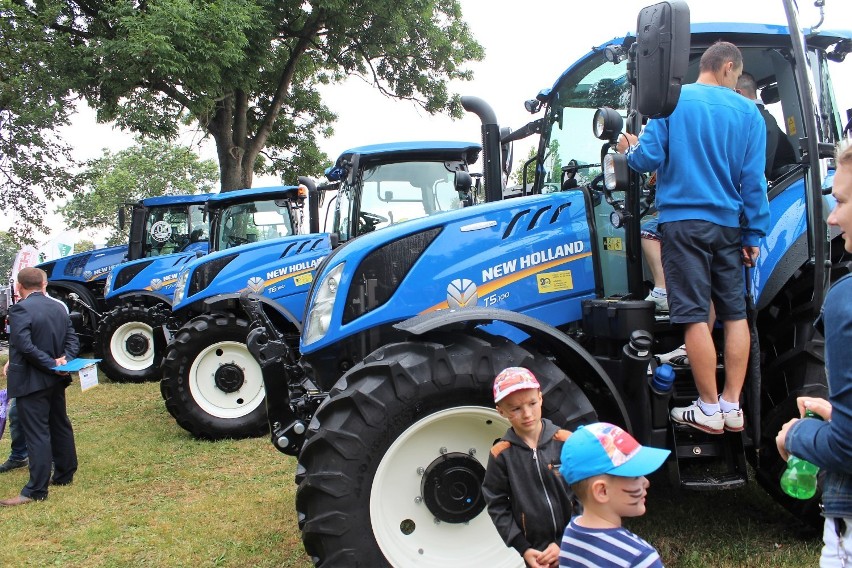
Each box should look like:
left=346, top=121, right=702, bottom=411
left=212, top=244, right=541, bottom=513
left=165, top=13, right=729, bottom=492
left=421, top=452, right=486, bottom=524
left=214, top=363, right=245, bottom=393
left=124, top=333, right=150, bottom=357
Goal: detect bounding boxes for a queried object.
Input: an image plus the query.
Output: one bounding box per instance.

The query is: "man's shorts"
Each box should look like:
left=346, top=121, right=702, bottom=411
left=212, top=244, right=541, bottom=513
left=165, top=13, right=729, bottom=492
left=640, top=216, right=661, bottom=241
left=659, top=220, right=746, bottom=324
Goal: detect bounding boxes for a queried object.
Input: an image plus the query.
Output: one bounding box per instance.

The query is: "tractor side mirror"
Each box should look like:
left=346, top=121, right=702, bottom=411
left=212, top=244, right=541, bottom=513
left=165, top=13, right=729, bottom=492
left=635, top=0, right=690, bottom=118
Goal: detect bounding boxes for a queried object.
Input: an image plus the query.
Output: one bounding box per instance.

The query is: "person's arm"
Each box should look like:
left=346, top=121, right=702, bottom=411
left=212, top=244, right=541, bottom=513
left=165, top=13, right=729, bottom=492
left=8, top=304, right=59, bottom=372
left=741, top=110, right=771, bottom=247
left=625, top=118, right=668, bottom=174
left=62, top=314, right=80, bottom=361
left=482, top=451, right=534, bottom=557
left=784, top=282, right=852, bottom=473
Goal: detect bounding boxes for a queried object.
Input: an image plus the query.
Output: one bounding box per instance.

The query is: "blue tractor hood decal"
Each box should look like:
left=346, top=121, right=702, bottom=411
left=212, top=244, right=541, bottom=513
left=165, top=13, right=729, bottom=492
left=38, top=244, right=128, bottom=283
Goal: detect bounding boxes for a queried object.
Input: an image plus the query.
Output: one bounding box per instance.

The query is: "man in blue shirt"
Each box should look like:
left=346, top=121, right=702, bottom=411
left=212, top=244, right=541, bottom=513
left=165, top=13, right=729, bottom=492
left=618, top=41, right=770, bottom=434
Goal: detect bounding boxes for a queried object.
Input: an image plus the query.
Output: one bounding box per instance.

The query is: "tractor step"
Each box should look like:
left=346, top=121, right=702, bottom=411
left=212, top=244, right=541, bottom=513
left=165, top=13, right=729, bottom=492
left=670, top=422, right=748, bottom=491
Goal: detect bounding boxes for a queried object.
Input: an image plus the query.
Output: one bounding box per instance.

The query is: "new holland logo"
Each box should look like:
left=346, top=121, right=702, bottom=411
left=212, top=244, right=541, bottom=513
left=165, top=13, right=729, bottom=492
left=247, top=276, right=266, bottom=293
left=83, top=270, right=93, bottom=280
left=150, top=278, right=163, bottom=291
left=447, top=278, right=477, bottom=308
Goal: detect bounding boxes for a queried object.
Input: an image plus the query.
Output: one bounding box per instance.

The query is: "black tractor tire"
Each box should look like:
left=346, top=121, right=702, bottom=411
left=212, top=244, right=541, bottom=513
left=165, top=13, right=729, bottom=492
left=753, top=261, right=830, bottom=528
left=47, top=282, right=100, bottom=350
left=295, top=331, right=596, bottom=567
left=160, top=313, right=268, bottom=440
left=94, top=305, right=165, bottom=383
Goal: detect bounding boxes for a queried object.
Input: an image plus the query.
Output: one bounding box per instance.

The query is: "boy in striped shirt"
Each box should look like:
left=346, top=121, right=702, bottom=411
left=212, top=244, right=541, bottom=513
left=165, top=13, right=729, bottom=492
left=558, top=423, right=669, bottom=567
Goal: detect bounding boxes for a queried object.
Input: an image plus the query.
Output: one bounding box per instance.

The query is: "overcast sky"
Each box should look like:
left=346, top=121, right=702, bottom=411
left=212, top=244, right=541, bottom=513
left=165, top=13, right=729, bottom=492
left=9, top=0, right=852, bottom=242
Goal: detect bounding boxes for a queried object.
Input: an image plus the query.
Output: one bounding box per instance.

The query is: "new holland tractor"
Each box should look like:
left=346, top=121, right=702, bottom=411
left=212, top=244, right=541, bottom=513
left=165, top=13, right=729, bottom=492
left=36, top=192, right=211, bottom=348
left=160, top=141, right=483, bottom=440
left=95, top=184, right=313, bottom=383
left=239, top=1, right=851, bottom=566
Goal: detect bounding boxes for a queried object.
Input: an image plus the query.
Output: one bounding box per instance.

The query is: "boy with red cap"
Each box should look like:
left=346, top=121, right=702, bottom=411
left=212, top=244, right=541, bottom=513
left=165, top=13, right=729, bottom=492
left=482, top=367, right=575, bottom=568
left=558, top=422, right=670, bottom=567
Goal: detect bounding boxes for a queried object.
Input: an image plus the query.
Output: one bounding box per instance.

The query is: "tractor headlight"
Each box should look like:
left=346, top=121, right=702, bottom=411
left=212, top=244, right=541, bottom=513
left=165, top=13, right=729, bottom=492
left=303, top=262, right=345, bottom=345
left=172, top=269, right=190, bottom=306
left=603, top=153, right=629, bottom=191
left=103, top=271, right=113, bottom=297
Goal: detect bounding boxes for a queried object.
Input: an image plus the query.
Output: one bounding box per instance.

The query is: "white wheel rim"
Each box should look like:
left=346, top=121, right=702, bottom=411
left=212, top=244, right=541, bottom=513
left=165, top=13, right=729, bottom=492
left=370, top=406, right=520, bottom=567
left=188, top=341, right=265, bottom=419
left=109, top=321, right=156, bottom=371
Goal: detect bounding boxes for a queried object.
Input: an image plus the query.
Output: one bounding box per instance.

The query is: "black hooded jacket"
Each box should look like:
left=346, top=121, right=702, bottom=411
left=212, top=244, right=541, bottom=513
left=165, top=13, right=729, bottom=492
left=482, top=418, right=575, bottom=556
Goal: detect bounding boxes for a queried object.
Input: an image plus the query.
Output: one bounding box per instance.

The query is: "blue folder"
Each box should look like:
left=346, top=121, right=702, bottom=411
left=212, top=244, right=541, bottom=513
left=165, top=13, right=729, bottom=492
left=53, top=358, right=102, bottom=372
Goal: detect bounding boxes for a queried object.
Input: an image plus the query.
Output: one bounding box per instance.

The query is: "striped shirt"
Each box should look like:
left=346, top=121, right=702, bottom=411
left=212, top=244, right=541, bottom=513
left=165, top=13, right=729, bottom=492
left=559, top=518, right=663, bottom=567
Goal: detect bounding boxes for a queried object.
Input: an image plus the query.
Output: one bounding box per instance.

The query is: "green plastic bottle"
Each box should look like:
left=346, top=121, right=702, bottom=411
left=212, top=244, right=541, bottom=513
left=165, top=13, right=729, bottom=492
left=779, top=409, right=821, bottom=500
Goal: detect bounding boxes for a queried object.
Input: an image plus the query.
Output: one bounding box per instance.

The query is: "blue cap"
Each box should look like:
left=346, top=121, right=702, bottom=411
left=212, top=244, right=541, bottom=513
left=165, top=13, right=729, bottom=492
left=560, top=422, right=670, bottom=485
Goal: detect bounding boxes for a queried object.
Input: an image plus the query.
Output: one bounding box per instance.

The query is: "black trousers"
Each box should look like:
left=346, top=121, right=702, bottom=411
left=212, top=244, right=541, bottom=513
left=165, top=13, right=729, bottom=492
left=16, top=383, right=78, bottom=500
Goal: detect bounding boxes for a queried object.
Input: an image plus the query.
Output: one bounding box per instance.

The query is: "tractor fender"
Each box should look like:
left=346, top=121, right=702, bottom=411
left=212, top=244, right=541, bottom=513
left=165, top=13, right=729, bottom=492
left=200, top=293, right=303, bottom=332
left=756, top=231, right=808, bottom=312
left=107, top=290, right=173, bottom=309
left=394, top=307, right=631, bottom=430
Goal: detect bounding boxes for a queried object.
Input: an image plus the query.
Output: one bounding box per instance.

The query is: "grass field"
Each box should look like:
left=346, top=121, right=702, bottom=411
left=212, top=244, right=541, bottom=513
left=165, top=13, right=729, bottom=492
left=0, top=353, right=822, bottom=567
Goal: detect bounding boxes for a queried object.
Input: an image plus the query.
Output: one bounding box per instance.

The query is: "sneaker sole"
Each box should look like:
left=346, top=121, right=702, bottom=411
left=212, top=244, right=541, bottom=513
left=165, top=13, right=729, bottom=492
left=671, top=414, right=724, bottom=435
left=724, top=424, right=745, bottom=432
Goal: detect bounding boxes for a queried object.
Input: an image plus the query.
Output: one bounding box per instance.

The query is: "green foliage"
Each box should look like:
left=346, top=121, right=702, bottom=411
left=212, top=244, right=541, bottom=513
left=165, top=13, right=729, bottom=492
left=0, top=230, right=21, bottom=280
left=510, top=146, right=538, bottom=187
left=74, top=239, right=95, bottom=253
left=58, top=139, right=218, bottom=244
left=0, top=1, right=81, bottom=241
left=6, top=0, right=484, bottom=191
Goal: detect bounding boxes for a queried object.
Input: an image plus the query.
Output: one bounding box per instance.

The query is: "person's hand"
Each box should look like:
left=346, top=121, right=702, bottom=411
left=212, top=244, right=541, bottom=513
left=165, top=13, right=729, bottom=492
left=2, top=361, right=7, bottom=376
left=797, top=396, right=832, bottom=422
left=742, top=246, right=760, bottom=267
left=55, top=356, right=67, bottom=367
left=616, top=132, right=638, bottom=154
left=538, top=542, right=561, bottom=568
left=776, top=417, right=799, bottom=462
left=524, top=548, right=541, bottom=568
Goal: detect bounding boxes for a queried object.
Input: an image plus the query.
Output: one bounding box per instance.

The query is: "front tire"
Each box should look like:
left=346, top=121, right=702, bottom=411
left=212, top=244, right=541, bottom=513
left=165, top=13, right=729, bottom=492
left=161, top=313, right=268, bottom=440
left=296, top=331, right=595, bottom=567
left=94, top=305, right=165, bottom=383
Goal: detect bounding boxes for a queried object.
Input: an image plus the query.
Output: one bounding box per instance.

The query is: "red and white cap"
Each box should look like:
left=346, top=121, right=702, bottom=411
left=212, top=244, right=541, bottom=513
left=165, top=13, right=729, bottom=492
left=493, top=367, right=541, bottom=403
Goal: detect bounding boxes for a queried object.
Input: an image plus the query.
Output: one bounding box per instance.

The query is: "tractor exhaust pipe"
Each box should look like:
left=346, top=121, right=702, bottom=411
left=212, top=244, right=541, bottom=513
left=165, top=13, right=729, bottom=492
left=462, top=96, right=504, bottom=203
left=298, top=176, right=320, bottom=234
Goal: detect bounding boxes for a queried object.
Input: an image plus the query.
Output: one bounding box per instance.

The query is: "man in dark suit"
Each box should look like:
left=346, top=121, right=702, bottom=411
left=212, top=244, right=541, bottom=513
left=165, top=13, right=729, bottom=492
left=1, top=267, right=79, bottom=506
left=737, top=72, right=798, bottom=180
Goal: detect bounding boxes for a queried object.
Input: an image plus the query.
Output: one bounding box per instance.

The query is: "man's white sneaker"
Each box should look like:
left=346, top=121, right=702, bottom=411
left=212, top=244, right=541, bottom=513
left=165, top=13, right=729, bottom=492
left=670, top=401, right=724, bottom=434
left=645, top=292, right=669, bottom=313
left=657, top=344, right=688, bottom=367
left=722, top=408, right=745, bottom=432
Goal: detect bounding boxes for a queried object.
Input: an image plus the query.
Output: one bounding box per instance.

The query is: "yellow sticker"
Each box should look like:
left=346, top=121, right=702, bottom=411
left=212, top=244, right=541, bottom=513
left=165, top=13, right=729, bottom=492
left=294, top=273, right=313, bottom=286
left=786, top=116, right=797, bottom=136
left=603, top=237, right=623, bottom=251
left=536, top=270, right=573, bottom=293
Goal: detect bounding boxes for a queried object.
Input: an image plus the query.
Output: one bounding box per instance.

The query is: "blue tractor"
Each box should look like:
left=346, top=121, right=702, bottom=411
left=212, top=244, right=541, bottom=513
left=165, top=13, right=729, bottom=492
left=160, top=142, right=483, bottom=440
left=96, top=184, right=312, bottom=383
left=37, top=193, right=211, bottom=348
left=241, top=3, right=851, bottom=566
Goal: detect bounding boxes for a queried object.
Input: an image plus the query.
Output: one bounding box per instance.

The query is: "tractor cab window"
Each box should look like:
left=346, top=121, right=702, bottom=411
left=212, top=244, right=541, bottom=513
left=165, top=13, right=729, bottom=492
left=144, top=204, right=205, bottom=257
left=217, top=199, right=294, bottom=249
left=333, top=160, right=462, bottom=241
left=541, top=46, right=631, bottom=296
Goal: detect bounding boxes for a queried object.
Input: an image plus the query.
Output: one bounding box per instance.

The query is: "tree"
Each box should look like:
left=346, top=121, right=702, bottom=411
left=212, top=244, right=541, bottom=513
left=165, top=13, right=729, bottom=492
left=59, top=139, right=218, bottom=244
left=0, top=230, right=20, bottom=281
left=0, top=2, right=81, bottom=242
left=510, top=146, right=537, bottom=187
left=74, top=239, right=94, bottom=253
left=6, top=1, right=484, bottom=191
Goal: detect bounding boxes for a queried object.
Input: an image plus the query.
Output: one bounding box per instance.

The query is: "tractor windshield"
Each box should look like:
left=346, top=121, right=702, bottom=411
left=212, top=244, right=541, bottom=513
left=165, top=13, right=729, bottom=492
left=144, top=204, right=207, bottom=257
left=217, top=199, right=295, bottom=249
left=333, top=160, right=462, bottom=241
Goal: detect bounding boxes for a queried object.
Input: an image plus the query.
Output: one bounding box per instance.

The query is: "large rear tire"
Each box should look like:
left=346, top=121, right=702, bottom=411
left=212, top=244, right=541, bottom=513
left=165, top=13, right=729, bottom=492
left=94, top=305, right=165, bottom=383
left=161, top=313, right=268, bottom=440
left=296, top=331, right=595, bottom=567
left=753, top=260, right=831, bottom=527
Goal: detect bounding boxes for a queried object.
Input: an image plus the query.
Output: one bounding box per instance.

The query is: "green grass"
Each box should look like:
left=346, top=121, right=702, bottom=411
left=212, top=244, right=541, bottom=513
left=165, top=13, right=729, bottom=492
left=0, top=353, right=822, bottom=567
